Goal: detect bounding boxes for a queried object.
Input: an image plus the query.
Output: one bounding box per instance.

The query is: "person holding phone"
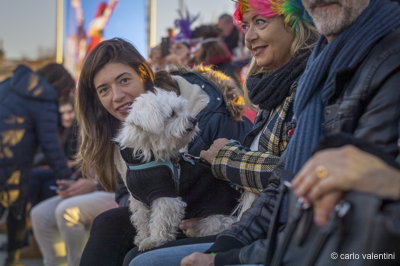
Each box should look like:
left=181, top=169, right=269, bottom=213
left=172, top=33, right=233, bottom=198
left=30, top=98, right=117, bottom=266
left=49, top=180, right=73, bottom=192
left=32, top=177, right=117, bottom=266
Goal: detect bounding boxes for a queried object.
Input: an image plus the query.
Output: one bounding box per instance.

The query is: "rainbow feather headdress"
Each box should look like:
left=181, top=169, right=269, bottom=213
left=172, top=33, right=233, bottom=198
left=233, top=0, right=312, bottom=31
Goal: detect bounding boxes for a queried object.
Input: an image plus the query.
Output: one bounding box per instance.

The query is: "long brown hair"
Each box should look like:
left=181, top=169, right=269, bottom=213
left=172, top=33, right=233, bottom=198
left=75, top=38, right=156, bottom=191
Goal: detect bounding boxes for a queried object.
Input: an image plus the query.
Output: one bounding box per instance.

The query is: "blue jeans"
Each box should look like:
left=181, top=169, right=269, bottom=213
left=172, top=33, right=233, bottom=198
left=129, top=243, right=213, bottom=266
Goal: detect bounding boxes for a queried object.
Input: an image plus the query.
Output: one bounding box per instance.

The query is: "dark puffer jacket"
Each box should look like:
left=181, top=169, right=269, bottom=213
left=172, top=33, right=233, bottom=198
left=0, top=65, right=72, bottom=216
left=177, top=71, right=252, bottom=155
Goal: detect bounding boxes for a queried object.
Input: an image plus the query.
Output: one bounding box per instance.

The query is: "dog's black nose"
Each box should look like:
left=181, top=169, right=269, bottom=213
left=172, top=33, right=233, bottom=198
left=189, top=117, right=197, bottom=126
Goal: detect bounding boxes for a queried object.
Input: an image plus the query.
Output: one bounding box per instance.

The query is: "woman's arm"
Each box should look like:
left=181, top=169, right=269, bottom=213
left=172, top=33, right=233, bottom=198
left=201, top=140, right=281, bottom=192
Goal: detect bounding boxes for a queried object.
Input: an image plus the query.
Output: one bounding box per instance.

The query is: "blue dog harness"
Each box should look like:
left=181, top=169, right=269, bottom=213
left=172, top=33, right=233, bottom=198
left=127, top=160, right=181, bottom=190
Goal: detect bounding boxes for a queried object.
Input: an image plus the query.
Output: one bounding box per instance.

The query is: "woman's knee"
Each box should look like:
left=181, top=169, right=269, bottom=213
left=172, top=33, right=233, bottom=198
left=130, top=251, right=164, bottom=266
left=31, top=196, right=61, bottom=226
left=91, top=207, right=133, bottom=235
left=55, top=199, right=81, bottom=227
left=31, top=201, right=49, bottom=225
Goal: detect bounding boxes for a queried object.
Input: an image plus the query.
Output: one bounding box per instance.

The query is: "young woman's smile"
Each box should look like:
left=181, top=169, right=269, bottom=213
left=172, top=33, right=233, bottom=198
left=94, top=63, right=146, bottom=121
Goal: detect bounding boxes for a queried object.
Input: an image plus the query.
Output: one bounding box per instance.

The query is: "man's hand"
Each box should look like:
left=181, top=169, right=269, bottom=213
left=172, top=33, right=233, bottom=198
left=292, top=145, right=390, bottom=201
left=291, top=145, right=394, bottom=226
left=181, top=252, right=215, bottom=266
left=313, top=191, right=343, bottom=226
left=200, top=138, right=230, bottom=164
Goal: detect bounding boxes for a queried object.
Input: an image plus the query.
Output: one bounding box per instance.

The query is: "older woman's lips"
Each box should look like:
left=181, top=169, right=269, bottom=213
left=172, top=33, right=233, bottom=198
left=253, top=46, right=267, bottom=57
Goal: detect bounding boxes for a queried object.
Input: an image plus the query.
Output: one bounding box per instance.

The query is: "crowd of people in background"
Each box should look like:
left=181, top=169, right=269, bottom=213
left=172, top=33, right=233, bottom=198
left=1, top=0, right=400, bottom=266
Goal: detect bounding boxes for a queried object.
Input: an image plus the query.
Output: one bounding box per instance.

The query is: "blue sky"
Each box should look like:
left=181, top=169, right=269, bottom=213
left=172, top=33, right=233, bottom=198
left=0, top=0, right=57, bottom=60
left=0, top=0, right=235, bottom=60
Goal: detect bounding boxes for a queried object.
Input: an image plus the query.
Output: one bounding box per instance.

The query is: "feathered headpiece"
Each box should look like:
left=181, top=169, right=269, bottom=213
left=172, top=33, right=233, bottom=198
left=173, top=9, right=200, bottom=43
left=233, top=0, right=312, bottom=31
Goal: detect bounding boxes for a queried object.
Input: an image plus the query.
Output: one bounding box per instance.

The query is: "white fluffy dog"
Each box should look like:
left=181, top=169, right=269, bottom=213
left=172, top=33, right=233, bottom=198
left=115, top=88, right=237, bottom=251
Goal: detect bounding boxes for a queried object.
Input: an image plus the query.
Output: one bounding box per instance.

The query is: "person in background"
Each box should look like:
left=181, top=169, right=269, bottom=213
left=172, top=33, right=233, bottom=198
left=148, top=45, right=166, bottom=72
left=30, top=175, right=117, bottom=266
left=165, top=41, right=192, bottom=67
left=29, top=97, right=78, bottom=207
left=164, top=10, right=198, bottom=68
left=20, top=97, right=80, bottom=260
left=0, top=63, right=75, bottom=266
left=217, top=13, right=241, bottom=56
left=190, top=24, right=240, bottom=83
left=29, top=96, right=117, bottom=266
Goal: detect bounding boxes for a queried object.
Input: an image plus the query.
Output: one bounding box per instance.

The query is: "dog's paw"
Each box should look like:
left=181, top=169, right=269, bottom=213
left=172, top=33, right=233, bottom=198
left=137, top=237, right=166, bottom=251
left=134, top=233, right=149, bottom=247
left=184, top=215, right=235, bottom=237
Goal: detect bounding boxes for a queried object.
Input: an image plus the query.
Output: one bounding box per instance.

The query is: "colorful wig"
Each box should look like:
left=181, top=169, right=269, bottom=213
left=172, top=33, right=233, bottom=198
left=233, top=0, right=312, bottom=31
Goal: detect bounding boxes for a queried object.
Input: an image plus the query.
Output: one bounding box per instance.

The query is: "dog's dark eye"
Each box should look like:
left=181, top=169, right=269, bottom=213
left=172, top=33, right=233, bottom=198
left=170, top=110, right=176, bottom=118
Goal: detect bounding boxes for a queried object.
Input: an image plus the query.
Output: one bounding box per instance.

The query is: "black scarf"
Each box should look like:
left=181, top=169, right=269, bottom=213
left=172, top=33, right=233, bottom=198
left=246, top=49, right=311, bottom=111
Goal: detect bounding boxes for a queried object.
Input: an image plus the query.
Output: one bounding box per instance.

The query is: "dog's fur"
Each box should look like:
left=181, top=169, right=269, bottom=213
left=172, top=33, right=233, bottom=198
left=115, top=88, right=236, bottom=251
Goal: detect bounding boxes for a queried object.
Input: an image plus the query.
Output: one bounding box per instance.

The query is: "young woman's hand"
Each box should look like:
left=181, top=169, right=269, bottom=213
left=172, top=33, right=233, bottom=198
left=200, top=138, right=231, bottom=164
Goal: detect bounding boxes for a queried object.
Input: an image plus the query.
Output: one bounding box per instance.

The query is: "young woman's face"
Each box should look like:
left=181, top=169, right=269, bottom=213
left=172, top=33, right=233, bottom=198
left=94, top=62, right=146, bottom=121
left=242, top=12, right=294, bottom=71
left=59, top=103, right=75, bottom=128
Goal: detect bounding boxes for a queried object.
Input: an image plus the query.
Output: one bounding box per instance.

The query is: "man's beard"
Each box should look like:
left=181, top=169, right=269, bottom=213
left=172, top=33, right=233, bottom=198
left=304, top=0, right=369, bottom=37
